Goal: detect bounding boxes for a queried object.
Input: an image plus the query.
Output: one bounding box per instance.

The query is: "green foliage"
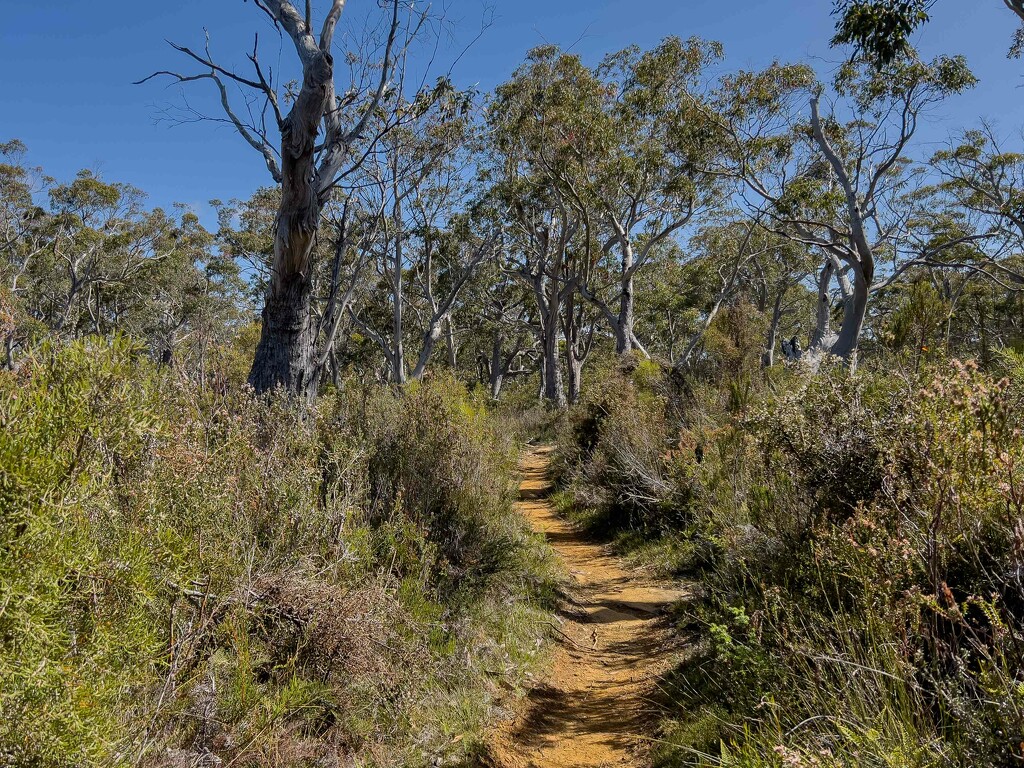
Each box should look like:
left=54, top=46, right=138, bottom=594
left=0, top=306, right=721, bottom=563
left=558, top=358, right=1024, bottom=767
left=831, top=0, right=934, bottom=69
left=0, top=339, right=554, bottom=766
left=832, top=0, right=1024, bottom=64
left=3, top=11, right=1024, bottom=763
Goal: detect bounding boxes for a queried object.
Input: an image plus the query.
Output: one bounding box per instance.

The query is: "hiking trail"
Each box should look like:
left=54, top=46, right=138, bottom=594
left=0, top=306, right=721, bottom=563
left=487, top=446, right=687, bottom=768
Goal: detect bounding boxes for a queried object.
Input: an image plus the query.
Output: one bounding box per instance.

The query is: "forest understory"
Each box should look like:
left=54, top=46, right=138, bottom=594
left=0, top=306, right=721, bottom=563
left=4, top=342, right=1024, bottom=767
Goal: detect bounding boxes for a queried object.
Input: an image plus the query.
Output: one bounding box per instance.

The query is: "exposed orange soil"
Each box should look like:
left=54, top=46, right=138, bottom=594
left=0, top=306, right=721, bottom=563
left=487, top=446, right=687, bottom=768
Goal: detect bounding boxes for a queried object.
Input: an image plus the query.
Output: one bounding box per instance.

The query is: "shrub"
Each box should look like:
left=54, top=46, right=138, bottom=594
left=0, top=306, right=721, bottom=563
left=557, top=358, right=1024, bottom=767
left=0, top=339, right=554, bottom=767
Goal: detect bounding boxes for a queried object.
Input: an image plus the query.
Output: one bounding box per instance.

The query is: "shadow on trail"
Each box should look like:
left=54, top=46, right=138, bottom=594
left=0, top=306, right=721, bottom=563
left=486, top=446, right=690, bottom=768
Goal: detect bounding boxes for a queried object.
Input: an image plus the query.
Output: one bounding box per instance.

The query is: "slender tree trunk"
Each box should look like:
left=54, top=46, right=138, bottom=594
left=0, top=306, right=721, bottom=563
left=533, top=274, right=565, bottom=406
left=617, top=242, right=635, bottom=355
left=411, top=318, right=444, bottom=380
left=329, top=347, right=342, bottom=388
left=562, top=293, right=587, bottom=404
left=566, top=354, right=582, bottom=404
left=809, top=96, right=876, bottom=372
left=677, top=296, right=728, bottom=369
left=763, top=290, right=785, bottom=367
left=54, top=278, right=82, bottom=336
left=810, top=260, right=834, bottom=350
left=392, top=293, right=406, bottom=384
left=542, top=319, right=564, bottom=405
left=537, top=356, right=547, bottom=401
left=489, top=332, right=504, bottom=400
left=391, top=228, right=406, bottom=385
left=444, top=317, right=458, bottom=368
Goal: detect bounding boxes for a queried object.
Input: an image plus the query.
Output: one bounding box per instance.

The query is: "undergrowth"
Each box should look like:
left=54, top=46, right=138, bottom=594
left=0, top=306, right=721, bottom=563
left=0, top=337, right=557, bottom=767
left=556, top=343, right=1024, bottom=767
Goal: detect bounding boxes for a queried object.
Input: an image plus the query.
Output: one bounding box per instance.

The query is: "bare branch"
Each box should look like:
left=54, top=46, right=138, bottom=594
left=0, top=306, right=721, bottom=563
left=247, top=34, right=284, bottom=126
left=316, top=0, right=401, bottom=196
left=165, top=38, right=264, bottom=91
left=320, top=0, right=346, bottom=52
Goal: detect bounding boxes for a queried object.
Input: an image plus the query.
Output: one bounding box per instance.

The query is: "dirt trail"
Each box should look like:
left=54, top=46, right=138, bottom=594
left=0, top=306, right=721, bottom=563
left=488, top=446, right=686, bottom=768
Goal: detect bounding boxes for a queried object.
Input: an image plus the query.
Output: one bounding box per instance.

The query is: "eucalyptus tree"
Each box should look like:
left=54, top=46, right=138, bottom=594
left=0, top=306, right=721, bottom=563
left=709, top=55, right=977, bottom=369
left=458, top=262, right=537, bottom=400
left=745, top=233, right=817, bottom=367
left=631, top=243, right=691, bottom=361
left=578, top=37, right=725, bottom=356
left=561, top=267, right=601, bottom=404
left=487, top=45, right=601, bottom=406
left=27, top=173, right=204, bottom=346
left=349, top=82, right=492, bottom=385
left=141, top=0, right=429, bottom=399
left=214, top=185, right=374, bottom=390
left=931, top=128, right=1024, bottom=247
left=0, top=140, right=50, bottom=366
left=0, top=146, right=244, bottom=371
left=831, top=0, right=1024, bottom=67
left=132, top=208, right=250, bottom=375
left=673, top=219, right=771, bottom=368
left=499, top=186, right=579, bottom=406
left=870, top=261, right=1010, bottom=363
left=825, top=125, right=1024, bottom=363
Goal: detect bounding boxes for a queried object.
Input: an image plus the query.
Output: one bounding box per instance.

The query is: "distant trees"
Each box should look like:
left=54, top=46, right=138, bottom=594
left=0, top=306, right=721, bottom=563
left=0, top=141, right=247, bottom=372
left=487, top=46, right=590, bottom=405
left=486, top=38, right=729, bottom=402
left=4, top=4, right=1022, bottom=403
left=931, top=128, right=1024, bottom=247
left=575, top=37, right=724, bottom=358
left=704, top=54, right=979, bottom=368
left=348, top=82, right=492, bottom=385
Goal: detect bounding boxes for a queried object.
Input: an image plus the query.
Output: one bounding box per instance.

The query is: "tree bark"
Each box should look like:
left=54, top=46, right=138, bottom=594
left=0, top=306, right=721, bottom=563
left=829, top=265, right=870, bottom=371
left=249, top=28, right=334, bottom=397
left=563, top=297, right=582, bottom=405
left=542, top=317, right=565, bottom=406
left=809, top=95, right=876, bottom=369
left=763, top=289, right=786, bottom=367
left=809, top=259, right=834, bottom=350
left=531, top=272, right=565, bottom=406
left=444, top=317, right=458, bottom=368
left=617, top=241, right=636, bottom=355
left=489, top=332, right=505, bottom=400
left=566, top=353, right=583, bottom=404
left=249, top=274, right=317, bottom=397
left=411, top=317, right=445, bottom=381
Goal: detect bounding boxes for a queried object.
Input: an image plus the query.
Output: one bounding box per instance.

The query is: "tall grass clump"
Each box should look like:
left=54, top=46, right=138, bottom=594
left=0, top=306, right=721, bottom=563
left=0, top=338, right=555, bottom=767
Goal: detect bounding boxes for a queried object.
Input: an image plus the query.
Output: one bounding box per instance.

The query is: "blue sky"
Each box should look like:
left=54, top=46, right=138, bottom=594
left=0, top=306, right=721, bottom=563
left=3, top=1, right=1022, bottom=227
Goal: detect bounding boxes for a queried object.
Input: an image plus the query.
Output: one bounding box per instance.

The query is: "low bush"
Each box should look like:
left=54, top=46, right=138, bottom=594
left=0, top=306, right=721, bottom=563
left=557, top=357, right=1024, bottom=767
left=0, top=338, right=555, bottom=767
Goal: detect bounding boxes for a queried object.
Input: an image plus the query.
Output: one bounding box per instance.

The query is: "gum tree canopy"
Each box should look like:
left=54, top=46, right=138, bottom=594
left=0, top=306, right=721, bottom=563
left=832, top=0, right=1024, bottom=67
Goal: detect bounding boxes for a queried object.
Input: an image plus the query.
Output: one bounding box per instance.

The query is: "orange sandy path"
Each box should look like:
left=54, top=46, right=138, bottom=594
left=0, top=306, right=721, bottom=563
left=487, top=446, right=687, bottom=768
